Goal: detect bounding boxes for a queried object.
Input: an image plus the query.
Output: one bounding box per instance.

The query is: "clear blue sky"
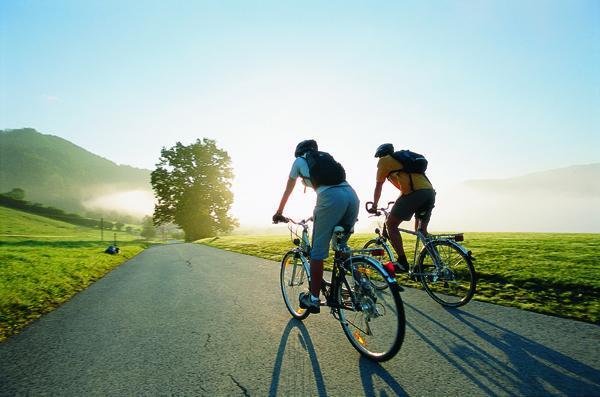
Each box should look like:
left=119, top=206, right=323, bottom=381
left=1, top=1, right=599, bottom=227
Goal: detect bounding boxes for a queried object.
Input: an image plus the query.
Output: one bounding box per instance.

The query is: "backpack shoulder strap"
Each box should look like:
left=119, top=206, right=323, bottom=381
left=299, top=156, right=311, bottom=180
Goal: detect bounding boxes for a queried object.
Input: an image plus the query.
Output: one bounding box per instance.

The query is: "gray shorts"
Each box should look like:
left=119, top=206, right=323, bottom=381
left=391, top=189, right=436, bottom=223
left=311, top=185, right=360, bottom=260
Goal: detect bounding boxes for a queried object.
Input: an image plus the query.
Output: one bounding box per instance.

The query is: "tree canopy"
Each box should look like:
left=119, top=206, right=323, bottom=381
left=151, top=139, right=237, bottom=241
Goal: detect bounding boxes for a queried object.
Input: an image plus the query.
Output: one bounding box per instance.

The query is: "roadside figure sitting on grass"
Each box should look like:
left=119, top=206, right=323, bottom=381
left=368, top=143, right=436, bottom=273
left=273, top=139, right=359, bottom=314
left=104, top=245, right=120, bottom=254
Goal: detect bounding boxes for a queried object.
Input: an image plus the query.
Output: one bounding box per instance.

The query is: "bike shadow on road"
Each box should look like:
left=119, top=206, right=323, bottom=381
left=269, top=319, right=327, bottom=397
left=269, top=318, right=409, bottom=397
left=404, top=302, right=600, bottom=396
left=358, top=356, right=409, bottom=396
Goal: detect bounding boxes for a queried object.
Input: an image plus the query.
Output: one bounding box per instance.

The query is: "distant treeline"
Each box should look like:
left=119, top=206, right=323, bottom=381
left=0, top=193, right=119, bottom=229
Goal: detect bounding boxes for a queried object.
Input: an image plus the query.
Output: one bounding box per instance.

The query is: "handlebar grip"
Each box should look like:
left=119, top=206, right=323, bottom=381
left=272, top=214, right=289, bottom=224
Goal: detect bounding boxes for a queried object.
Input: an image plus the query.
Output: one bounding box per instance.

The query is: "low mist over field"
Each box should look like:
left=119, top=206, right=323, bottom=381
left=0, top=128, right=153, bottom=219
left=82, top=190, right=155, bottom=218
left=452, top=164, right=599, bottom=232
left=238, top=163, right=600, bottom=234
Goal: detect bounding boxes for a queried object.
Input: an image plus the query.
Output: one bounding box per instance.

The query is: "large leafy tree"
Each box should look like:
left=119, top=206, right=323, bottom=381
left=151, top=139, right=237, bottom=241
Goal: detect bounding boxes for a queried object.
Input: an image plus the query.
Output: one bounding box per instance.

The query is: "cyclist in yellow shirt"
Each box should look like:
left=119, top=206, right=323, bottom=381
left=368, top=143, right=436, bottom=272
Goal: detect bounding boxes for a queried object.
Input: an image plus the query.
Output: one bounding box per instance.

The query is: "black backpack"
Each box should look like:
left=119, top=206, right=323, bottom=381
left=389, top=150, right=429, bottom=190
left=304, top=151, right=346, bottom=188
left=390, top=150, right=428, bottom=173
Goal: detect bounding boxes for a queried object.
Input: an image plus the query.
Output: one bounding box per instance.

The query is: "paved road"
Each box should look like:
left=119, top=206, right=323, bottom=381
left=1, top=244, right=599, bottom=396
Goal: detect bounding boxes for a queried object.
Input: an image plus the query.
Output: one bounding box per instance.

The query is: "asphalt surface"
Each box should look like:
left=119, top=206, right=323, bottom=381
left=1, top=243, right=599, bottom=396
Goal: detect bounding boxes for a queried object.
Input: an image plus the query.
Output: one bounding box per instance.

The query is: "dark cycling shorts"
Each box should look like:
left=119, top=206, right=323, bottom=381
left=391, top=189, right=436, bottom=223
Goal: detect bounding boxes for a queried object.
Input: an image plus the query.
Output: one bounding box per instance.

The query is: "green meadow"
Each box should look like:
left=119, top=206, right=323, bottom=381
left=198, top=232, right=600, bottom=324
left=0, top=206, right=149, bottom=341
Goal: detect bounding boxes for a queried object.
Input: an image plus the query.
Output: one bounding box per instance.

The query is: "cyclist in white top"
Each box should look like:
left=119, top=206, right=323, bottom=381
left=274, top=139, right=359, bottom=313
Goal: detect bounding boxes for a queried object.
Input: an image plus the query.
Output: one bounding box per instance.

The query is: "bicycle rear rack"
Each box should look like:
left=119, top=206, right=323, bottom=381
left=428, top=233, right=464, bottom=242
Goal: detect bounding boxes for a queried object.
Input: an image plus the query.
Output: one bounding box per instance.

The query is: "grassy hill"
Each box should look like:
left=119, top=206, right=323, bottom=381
left=0, top=205, right=138, bottom=241
left=1, top=205, right=84, bottom=237
left=0, top=206, right=149, bottom=342
left=0, top=128, right=152, bottom=214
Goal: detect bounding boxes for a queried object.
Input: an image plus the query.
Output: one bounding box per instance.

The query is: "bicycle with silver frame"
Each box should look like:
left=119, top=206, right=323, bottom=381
left=275, top=215, right=406, bottom=362
left=363, top=201, right=476, bottom=307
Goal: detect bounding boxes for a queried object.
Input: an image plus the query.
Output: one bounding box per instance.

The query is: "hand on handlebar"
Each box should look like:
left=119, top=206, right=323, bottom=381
left=272, top=213, right=289, bottom=224
left=365, top=201, right=380, bottom=215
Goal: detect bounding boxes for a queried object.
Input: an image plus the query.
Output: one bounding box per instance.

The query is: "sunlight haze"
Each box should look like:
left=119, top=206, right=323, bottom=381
left=1, top=1, right=598, bottom=232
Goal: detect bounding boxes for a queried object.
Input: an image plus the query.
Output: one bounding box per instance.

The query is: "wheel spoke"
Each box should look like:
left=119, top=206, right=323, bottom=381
left=280, top=252, right=310, bottom=319
left=337, top=258, right=405, bottom=361
left=418, top=241, right=476, bottom=307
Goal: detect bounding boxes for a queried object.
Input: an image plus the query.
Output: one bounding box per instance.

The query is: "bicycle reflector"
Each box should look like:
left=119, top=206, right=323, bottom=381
left=370, top=248, right=385, bottom=256
left=454, top=234, right=464, bottom=242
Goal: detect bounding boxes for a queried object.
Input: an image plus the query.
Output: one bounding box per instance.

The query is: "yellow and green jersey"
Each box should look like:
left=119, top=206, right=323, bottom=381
left=376, top=155, right=433, bottom=195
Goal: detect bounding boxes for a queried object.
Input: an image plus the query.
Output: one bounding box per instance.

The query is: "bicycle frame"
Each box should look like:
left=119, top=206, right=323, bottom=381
left=278, top=216, right=407, bottom=361
left=284, top=219, right=398, bottom=311
left=368, top=202, right=471, bottom=277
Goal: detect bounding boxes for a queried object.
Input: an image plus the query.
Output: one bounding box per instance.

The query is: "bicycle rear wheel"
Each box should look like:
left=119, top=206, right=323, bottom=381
left=280, top=251, right=311, bottom=320
left=416, top=240, right=476, bottom=307
left=362, top=239, right=394, bottom=290
left=337, top=257, right=405, bottom=362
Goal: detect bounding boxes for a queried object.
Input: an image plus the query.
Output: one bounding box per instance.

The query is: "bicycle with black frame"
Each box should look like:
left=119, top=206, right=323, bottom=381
left=275, top=215, right=405, bottom=362
left=363, top=201, right=476, bottom=307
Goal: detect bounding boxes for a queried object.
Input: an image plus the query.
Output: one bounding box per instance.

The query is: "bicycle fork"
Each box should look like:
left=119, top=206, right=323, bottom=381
left=289, top=252, right=309, bottom=287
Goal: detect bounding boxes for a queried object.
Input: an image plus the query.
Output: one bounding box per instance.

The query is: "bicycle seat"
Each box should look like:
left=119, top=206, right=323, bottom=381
left=331, top=225, right=353, bottom=252
left=333, top=226, right=345, bottom=234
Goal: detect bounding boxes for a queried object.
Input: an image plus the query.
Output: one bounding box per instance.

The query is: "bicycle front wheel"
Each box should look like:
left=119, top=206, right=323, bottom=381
left=417, top=240, right=476, bottom=307
left=337, top=257, right=405, bottom=362
left=362, top=239, right=394, bottom=290
left=280, top=251, right=310, bottom=320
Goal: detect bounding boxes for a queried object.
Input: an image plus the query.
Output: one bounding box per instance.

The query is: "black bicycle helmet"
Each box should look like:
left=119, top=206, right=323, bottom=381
left=374, top=143, right=394, bottom=158
left=295, top=139, right=318, bottom=157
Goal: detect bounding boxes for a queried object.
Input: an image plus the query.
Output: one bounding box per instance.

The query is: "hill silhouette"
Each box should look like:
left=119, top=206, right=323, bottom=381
left=0, top=128, right=152, bottom=215
left=465, top=163, right=600, bottom=197
left=434, top=163, right=600, bottom=232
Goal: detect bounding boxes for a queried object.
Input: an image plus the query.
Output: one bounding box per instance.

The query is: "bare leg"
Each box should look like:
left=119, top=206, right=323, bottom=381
left=421, top=219, right=429, bottom=236
left=310, top=259, right=324, bottom=297
left=415, top=217, right=429, bottom=236
left=386, top=214, right=406, bottom=259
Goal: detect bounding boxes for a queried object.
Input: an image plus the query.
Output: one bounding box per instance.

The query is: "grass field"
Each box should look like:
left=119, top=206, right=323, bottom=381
left=197, top=231, right=600, bottom=324
left=0, top=206, right=150, bottom=341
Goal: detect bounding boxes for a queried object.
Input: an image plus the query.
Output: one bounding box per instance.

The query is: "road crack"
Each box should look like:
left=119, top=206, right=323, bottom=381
left=204, top=333, right=211, bottom=348
left=229, top=375, right=250, bottom=397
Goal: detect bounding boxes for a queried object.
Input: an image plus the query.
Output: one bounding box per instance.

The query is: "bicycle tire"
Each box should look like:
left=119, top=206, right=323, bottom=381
left=416, top=240, right=476, bottom=307
left=362, top=239, right=395, bottom=290
left=280, top=251, right=311, bottom=320
left=336, top=257, right=405, bottom=362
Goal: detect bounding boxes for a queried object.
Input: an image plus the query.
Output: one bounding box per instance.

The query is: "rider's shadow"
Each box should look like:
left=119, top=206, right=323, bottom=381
left=405, top=302, right=600, bottom=396
left=269, top=319, right=327, bottom=397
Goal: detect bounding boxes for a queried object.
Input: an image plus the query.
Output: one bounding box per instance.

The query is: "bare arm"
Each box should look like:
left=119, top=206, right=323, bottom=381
left=276, top=177, right=297, bottom=214
left=372, top=181, right=384, bottom=208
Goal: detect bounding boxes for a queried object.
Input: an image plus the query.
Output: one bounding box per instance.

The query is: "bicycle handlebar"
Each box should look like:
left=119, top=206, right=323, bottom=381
left=273, top=215, right=313, bottom=225
left=365, top=201, right=395, bottom=216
